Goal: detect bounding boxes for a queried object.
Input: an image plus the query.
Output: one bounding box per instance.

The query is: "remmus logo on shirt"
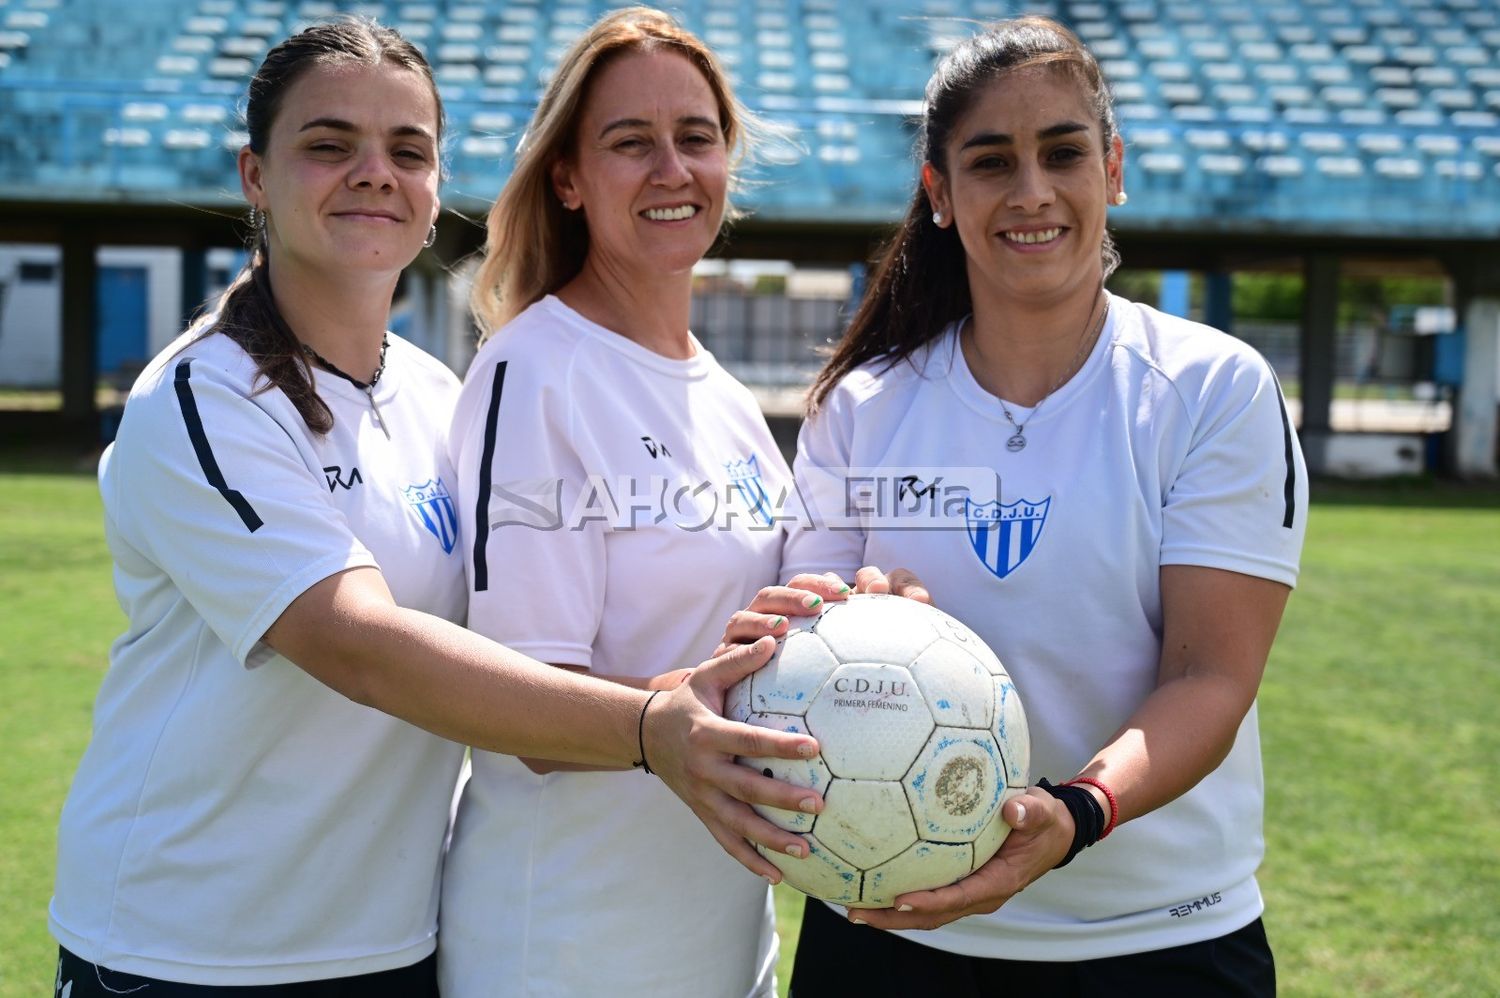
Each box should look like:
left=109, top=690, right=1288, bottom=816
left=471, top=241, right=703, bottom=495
left=404, top=478, right=459, bottom=554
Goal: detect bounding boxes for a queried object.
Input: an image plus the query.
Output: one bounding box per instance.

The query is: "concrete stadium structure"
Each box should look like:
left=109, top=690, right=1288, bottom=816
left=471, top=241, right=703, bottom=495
left=2, top=0, right=1498, bottom=474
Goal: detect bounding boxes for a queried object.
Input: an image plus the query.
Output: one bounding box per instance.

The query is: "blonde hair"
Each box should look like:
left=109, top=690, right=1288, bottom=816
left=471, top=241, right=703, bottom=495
left=469, top=6, right=753, bottom=339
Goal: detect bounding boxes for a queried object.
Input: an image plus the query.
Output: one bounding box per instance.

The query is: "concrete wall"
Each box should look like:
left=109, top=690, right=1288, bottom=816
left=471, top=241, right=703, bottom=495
left=0, top=244, right=186, bottom=387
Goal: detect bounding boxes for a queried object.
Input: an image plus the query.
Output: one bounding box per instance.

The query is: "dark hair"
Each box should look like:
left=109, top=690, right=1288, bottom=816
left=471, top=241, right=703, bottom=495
left=207, top=18, right=443, bottom=433
left=810, top=16, right=1119, bottom=409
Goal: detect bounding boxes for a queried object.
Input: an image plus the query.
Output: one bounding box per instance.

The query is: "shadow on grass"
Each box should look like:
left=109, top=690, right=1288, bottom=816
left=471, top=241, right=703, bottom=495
left=1309, top=475, right=1500, bottom=510
left=0, top=441, right=106, bottom=477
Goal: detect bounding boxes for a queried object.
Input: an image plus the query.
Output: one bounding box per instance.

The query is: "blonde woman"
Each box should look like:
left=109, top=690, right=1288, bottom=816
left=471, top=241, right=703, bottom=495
left=441, top=8, right=836, bottom=996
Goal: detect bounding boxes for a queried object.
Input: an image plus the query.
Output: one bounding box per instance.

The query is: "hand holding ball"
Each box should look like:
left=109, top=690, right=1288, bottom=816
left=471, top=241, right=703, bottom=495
left=728, top=594, right=1030, bottom=908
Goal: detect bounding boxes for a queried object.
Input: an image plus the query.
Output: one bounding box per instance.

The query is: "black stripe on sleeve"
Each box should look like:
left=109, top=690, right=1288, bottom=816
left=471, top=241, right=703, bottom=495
left=471, top=360, right=508, bottom=592
left=173, top=359, right=264, bottom=533
left=1272, top=375, right=1296, bottom=529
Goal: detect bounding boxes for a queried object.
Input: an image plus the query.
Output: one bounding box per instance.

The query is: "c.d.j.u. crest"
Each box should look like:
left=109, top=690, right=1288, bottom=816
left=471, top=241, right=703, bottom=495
left=965, top=496, right=1050, bottom=579
left=403, top=478, right=459, bottom=554
left=725, top=454, right=773, bottom=526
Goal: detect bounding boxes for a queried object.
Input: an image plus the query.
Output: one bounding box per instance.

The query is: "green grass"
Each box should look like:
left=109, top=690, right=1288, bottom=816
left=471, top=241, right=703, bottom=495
left=0, top=448, right=123, bottom=995
left=2, top=449, right=1497, bottom=997
left=1256, top=487, right=1500, bottom=996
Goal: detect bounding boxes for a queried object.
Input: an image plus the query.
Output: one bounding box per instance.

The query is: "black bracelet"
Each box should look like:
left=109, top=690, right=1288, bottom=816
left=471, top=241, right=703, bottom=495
left=632, top=690, right=663, bottom=775
left=1038, top=777, right=1107, bottom=868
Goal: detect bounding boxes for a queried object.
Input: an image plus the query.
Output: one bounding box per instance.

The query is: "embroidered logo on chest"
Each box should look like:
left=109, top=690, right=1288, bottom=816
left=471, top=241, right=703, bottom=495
left=725, top=454, right=773, bottom=527
left=965, top=496, right=1051, bottom=579
left=403, top=477, right=459, bottom=554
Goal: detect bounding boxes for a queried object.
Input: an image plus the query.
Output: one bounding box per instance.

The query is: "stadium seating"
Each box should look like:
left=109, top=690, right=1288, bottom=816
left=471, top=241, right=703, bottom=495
left=1, top=0, right=1497, bottom=235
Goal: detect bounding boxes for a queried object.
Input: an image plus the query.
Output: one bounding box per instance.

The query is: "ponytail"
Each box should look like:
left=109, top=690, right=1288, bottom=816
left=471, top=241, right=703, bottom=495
left=199, top=235, right=332, bottom=433
left=808, top=186, right=970, bottom=411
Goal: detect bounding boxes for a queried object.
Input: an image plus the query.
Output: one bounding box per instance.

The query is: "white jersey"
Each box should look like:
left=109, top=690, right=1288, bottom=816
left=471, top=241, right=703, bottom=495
left=50, top=328, right=468, bottom=984
left=441, top=296, right=786, bottom=998
left=783, top=295, right=1307, bottom=961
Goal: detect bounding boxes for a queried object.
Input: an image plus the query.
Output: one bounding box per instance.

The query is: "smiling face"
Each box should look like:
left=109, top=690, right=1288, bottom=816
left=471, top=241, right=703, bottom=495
left=551, top=48, right=729, bottom=280
left=238, top=61, right=441, bottom=281
left=924, top=65, right=1124, bottom=312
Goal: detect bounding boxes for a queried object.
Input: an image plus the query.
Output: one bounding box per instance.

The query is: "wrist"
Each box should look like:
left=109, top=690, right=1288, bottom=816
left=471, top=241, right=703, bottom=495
left=1064, top=776, right=1119, bottom=839
left=1038, top=776, right=1111, bottom=867
left=632, top=689, right=664, bottom=775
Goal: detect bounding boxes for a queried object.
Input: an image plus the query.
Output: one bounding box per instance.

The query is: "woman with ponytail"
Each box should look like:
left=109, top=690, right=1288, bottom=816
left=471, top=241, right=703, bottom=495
left=774, top=15, right=1308, bottom=995
left=48, top=19, right=821, bottom=995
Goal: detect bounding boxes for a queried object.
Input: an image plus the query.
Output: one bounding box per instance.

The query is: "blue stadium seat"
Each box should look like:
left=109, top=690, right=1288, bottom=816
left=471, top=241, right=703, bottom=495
left=0, top=0, right=1496, bottom=234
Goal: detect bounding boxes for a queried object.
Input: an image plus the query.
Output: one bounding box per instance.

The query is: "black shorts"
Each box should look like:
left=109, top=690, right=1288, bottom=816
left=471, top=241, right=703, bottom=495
left=789, top=896, right=1276, bottom=997
left=55, top=948, right=438, bottom=998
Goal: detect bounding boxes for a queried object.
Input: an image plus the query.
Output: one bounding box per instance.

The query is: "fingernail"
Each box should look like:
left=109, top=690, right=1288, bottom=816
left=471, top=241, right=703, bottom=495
left=786, top=843, right=805, bottom=858
left=770, top=616, right=786, bottom=630
left=799, top=797, right=818, bottom=813
left=838, top=583, right=851, bottom=593
left=1014, top=803, right=1027, bottom=826
left=898, top=904, right=913, bottom=912
left=802, top=593, right=823, bottom=608
left=763, top=874, right=778, bottom=886
left=851, top=917, right=867, bottom=925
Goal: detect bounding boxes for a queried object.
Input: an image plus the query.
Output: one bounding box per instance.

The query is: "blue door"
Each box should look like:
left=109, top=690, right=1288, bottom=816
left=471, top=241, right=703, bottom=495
left=97, top=265, right=149, bottom=378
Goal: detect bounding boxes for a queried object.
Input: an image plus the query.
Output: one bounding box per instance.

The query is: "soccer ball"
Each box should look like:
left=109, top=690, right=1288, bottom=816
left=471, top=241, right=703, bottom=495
left=728, top=593, right=1030, bottom=908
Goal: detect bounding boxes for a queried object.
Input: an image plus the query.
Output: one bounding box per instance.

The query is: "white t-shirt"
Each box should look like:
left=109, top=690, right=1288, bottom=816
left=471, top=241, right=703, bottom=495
left=441, top=296, right=787, bottom=998
left=782, top=295, right=1307, bottom=961
left=50, top=328, right=468, bottom=984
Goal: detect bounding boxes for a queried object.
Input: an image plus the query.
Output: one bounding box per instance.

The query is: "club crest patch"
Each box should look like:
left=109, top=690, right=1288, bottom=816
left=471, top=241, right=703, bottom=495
left=725, top=454, right=773, bottom=527
left=965, top=496, right=1050, bottom=579
left=404, top=477, right=459, bottom=554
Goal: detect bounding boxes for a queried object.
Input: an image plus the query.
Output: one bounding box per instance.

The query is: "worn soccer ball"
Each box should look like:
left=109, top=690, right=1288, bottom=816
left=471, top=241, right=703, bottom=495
left=728, top=593, right=1030, bottom=908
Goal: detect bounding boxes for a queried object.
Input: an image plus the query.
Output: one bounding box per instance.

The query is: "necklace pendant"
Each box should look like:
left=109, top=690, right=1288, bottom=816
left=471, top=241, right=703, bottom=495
left=366, top=387, right=391, bottom=440
left=1005, top=432, right=1026, bottom=453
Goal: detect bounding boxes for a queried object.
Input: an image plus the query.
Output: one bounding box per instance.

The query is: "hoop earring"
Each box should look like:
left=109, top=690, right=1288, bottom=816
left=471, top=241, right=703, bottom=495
left=423, top=224, right=437, bottom=248
left=248, top=205, right=266, bottom=231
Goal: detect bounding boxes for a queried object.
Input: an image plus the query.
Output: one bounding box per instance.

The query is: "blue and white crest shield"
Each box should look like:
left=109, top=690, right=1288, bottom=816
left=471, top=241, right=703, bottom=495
left=965, top=497, right=1050, bottom=579
left=404, top=478, right=459, bottom=554
left=725, top=454, right=773, bottom=526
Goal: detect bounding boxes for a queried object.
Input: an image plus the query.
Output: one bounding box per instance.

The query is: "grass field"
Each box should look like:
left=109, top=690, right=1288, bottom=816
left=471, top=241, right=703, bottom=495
left=1, top=447, right=1497, bottom=997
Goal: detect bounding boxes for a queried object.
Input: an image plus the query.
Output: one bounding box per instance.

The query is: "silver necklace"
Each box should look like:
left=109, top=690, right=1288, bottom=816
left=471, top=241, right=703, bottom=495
left=302, top=334, right=392, bottom=439
left=995, top=292, right=1108, bottom=453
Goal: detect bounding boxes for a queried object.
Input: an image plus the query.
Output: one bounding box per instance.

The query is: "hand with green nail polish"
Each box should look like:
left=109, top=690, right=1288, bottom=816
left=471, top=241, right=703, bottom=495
left=712, top=573, right=854, bottom=656
left=852, top=565, right=933, bottom=605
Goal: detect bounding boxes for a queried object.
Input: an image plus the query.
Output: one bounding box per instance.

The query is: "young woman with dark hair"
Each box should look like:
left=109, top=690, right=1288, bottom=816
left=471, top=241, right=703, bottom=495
left=769, top=16, right=1307, bottom=995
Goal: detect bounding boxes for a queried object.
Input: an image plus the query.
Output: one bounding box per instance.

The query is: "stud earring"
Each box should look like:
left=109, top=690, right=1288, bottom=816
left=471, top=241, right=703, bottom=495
left=1114, top=191, right=1128, bottom=206
left=423, top=224, right=437, bottom=248
left=931, top=210, right=943, bottom=226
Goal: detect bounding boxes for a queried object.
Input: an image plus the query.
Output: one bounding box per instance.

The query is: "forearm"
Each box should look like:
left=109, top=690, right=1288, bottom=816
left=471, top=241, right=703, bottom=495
left=361, top=607, right=649, bottom=764
left=1073, top=671, right=1254, bottom=825
left=1071, top=565, right=1289, bottom=828
left=521, top=667, right=687, bottom=774
left=267, top=570, right=646, bottom=766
